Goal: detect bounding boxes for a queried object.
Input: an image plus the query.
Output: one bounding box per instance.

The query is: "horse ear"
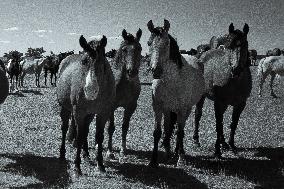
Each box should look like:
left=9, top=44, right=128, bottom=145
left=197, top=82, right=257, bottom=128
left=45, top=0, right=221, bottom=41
left=243, top=23, right=249, bottom=35
left=164, top=19, right=170, bottom=32
left=122, top=29, right=128, bottom=40
left=100, top=35, right=107, bottom=48
left=136, top=28, right=142, bottom=41
left=79, top=35, right=92, bottom=52
left=229, top=23, right=234, bottom=33
left=147, top=20, right=155, bottom=33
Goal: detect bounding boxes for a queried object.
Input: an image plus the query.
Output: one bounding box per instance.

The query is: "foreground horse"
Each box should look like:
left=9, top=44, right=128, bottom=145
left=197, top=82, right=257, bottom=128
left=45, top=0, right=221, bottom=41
left=258, top=56, right=284, bottom=98
left=57, top=35, right=115, bottom=175
left=0, top=66, right=9, bottom=104
left=19, top=58, right=44, bottom=87
left=6, top=59, right=22, bottom=92
left=147, top=19, right=205, bottom=167
left=106, top=29, right=142, bottom=159
left=193, top=23, right=252, bottom=157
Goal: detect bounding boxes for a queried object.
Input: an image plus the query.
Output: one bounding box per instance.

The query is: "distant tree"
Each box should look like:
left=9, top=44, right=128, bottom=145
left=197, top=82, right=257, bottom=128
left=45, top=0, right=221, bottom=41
left=3, top=50, right=23, bottom=62
left=25, top=47, right=46, bottom=59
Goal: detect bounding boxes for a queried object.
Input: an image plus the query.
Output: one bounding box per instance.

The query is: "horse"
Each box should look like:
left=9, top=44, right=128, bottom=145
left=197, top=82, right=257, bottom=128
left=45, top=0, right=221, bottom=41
left=6, top=59, right=22, bottom=92
left=44, top=51, right=74, bottom=86
left=266, top=48, right=281, bottom=56
left=147, top=19, right=205, bottom=167
left=193, top=23, right=252, bottom=157
left=257, top=56, right=284, bottom=98
left=19, top=58, right=44, bottom=87
left=57, top=35, right=115, bottom=176
left=0, top=64, right=9, bottom=104
left=248, top=49, right=257, bottom=66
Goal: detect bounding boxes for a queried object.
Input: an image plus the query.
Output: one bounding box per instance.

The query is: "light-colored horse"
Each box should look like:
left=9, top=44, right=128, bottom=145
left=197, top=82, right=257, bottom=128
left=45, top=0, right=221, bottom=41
left=257, top=56, right=284, bottom=98
left=0, top=66, right=9, bottom=104
left=57, top=35, right=116, bottom=175
left=19, top=58, right=44, bottom=87
left=194, top=23, right=252, bottom=157
left=147, top=19, right=205, bottom=167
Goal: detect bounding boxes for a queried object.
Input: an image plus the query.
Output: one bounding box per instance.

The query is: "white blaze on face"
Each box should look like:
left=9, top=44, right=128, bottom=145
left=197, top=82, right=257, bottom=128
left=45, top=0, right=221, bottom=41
left=84, top=67, right=99, bottom=100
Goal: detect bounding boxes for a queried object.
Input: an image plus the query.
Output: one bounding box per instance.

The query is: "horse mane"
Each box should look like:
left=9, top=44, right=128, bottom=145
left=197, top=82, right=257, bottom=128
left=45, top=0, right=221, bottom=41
left=168, top=34, right=183, bottom=69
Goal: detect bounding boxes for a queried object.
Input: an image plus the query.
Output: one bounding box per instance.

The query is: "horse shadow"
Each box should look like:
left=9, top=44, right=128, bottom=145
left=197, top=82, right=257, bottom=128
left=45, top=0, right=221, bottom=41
left=21, top=89, right=43, bottom=95
left=107, top=149, right=208, bottom=189
left=0, top=153, right=71, bottom=188
left=8, top=91, right=25, bottom=97
left=187, top=147, right=284, bottom=189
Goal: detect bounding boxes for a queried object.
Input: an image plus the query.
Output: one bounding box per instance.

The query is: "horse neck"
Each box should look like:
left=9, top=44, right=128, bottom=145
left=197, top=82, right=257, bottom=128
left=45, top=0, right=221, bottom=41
left=161, top=59, right=180, bottom=82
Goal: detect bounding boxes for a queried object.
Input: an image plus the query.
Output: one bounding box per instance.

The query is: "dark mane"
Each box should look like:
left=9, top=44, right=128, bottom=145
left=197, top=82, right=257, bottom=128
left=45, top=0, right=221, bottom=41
left=168, top=34, right=183, bottom=68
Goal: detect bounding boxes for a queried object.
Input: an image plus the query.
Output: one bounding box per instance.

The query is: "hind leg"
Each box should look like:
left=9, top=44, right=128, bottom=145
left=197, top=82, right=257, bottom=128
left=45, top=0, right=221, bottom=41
left=44, top=69, right=48, bottom=86
left=229, top=102, right=246, bottom=154
left=258, top=72, right=268, bottom=97
left=106, top=111, right=115, bottom=159
left=270, top=72, right=277, bottom=98
left=214, top=100, right=228, bottom=158
left=193, top=96, right=206, bottom=146
left=120, top=103, right=137, bottom=156
left=67, top=114, right=77, bottom=145
left=82, top=114, right=94, bottom=159
left=59, top=107, right=71, bottom=159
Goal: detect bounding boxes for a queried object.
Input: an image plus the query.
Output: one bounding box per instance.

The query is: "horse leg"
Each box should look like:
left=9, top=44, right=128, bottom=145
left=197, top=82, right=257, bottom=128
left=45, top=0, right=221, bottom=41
left=270, top=72, right=277, bottom=98
left=258, top=72, right=268, bottom=97
left=82, top=114, right=94, bottom=160
left=214, top=100, right=228, bottom=158
left=162, top=111, right=175, bottom=159
left=67, top=114, right=77, bottom=145
left=176, top=109, right=191, bottom=167
left=95, top=114, right=109, bottom=173
left=229, top=102, right=246, bottom=154
left=54, top=73, right=57, bottom=87
left=59, top=107, right=71, bottom=159
left=148, top=104, right=162, bottom=168
left=44, top=69, right=48, bottom=86
left=73, top=110, right=86, bottom=176
left=120, top=103, right=137, bottom=156
left=50, top=72, right=53, bottom=86
left=193, top=95, right=206, bottom=146
left=106, top=111, right=115, bottom=159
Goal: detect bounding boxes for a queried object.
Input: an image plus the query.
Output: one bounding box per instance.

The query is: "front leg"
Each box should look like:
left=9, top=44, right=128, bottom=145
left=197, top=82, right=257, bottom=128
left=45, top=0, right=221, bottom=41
left=106, top=111, right=115, bottom=159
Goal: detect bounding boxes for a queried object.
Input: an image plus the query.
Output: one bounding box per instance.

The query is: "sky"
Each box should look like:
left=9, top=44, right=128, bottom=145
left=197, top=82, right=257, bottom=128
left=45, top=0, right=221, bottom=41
left=0, top=0, right=283, bottom=56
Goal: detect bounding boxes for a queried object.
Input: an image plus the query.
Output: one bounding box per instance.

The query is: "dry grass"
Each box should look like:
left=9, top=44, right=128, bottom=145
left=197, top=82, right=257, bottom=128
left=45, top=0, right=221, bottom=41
left=0, top=66, right=283, bottom=188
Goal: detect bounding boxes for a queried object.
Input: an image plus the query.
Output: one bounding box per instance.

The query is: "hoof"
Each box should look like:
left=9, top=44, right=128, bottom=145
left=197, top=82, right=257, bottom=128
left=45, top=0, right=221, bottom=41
left=229, top=143, right=238, bottom=154
left=194, top=140, right=201, bottom=147
left=59, top=155, right=66, bottom=161
left=97, top=164, right=106, bottom=173
left=119, top=148, right=127, bottom=157
left=148, top=161, right=159, bottom=168
left=74, top=167, right=82, bottom=177
left=176, top=154, right=186, bottom=168
left=214, top=151, right=222, bottom=159
left=106, top=150, right=115, bottom=160
left=221, top=142, right=230, bottom=150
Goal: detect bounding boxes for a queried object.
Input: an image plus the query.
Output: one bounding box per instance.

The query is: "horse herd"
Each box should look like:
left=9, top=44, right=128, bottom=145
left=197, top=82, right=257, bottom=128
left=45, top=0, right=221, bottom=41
left=0, top=20, right=283, bottom=177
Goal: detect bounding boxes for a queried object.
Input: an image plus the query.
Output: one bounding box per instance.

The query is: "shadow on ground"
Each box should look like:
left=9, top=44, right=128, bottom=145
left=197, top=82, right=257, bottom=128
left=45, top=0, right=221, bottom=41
left=107, top=149, right=208, bottom=189
left=187, top=147, right=284, bottom=189
left=8, top=91, right=25, bottom=97
left=0, top=153, right=71, bottom=188
left=21, top=89, right=43, bottom=95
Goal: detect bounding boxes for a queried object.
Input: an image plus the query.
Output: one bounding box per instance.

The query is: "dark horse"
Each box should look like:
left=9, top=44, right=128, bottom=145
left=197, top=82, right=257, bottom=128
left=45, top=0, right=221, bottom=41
left=193, top=23, right=252, bottom=157
left=6, top=58, right=22, bottom=91
left=44, top=51, right=74, bottom=86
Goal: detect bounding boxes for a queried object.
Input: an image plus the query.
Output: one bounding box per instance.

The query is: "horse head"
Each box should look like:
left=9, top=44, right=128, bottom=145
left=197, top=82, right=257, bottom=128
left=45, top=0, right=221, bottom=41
left=114, top=29, right=142, bottom=78
left=79, top=35, right=108, bottom=100
left=147, top=19, right=182, bottom=79
left=223, top=23, right=249, bottom=78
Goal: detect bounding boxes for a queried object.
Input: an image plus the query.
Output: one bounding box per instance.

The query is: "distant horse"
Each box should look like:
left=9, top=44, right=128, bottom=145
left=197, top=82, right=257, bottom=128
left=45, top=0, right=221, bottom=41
left=105, top=49, right=117, bottom=58
left=19, top=58, right=44, bottom=87
left=193, top=23, right=251, bottom=157
left=57, top=35, right=115, bottom=175
left=266, top=48, right=281, bottom=56
left=6, top=59, right=22, bottom=92
left=257, top=56, right=284, bottom=98
left=248, top=49, right=257, bottom=66
left=0, top=64, right=9, bottom=104
left=147, top=19, right=205, bottom=167
left=44, top=51, right=74, bottom=86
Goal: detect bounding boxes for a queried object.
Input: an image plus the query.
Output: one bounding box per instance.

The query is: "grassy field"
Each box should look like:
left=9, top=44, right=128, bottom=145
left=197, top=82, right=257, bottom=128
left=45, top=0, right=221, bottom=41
left=0, top=66, right=283, bottom=189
